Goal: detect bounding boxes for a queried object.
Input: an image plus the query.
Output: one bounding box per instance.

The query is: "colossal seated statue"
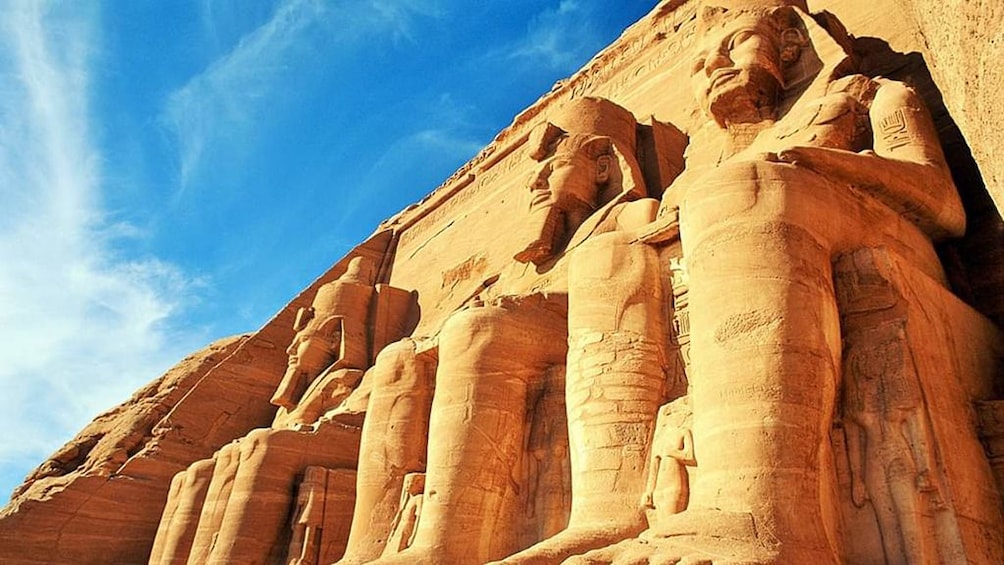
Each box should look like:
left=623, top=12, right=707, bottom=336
left=148, top=3, right=1004, bottom=563
left=148, top=256, right=417, bottom=565
left=567, top=1, right=1002, bottom=563
left=353, top=97, right=659, bottom=565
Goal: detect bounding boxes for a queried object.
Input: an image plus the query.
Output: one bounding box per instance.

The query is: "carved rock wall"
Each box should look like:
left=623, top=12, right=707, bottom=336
left=3, top=1, right=1004, bottom=564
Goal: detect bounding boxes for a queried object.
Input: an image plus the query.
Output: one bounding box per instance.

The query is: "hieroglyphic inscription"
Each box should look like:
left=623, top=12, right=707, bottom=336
left=879, top=108, right=912, bottom=149
left=572, top=6, right=698, bottom=101
left=398, top=144, right=529, bottom=251
left=442, top=255, right=489, bottom=291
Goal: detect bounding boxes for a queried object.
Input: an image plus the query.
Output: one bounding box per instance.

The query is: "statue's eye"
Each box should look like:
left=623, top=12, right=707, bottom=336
left=728, top=29, right=757, bottom=51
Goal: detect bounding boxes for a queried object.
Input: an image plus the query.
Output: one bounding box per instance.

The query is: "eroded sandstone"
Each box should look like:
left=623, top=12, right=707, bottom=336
left=4, top=1, right=1004, bottom=564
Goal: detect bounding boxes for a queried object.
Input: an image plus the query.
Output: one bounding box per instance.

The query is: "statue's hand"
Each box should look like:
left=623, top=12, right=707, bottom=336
left=634, top=208, right=680, bottom=244
left=775, top=146, right=882, bottom=178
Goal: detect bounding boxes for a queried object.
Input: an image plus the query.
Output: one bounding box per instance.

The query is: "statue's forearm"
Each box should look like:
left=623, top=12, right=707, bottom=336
left=776, top=146, right=964, bottom=239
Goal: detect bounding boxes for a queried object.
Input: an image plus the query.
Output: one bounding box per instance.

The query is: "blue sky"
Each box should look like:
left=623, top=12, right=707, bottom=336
left=0, top=1, right=656, bottom=500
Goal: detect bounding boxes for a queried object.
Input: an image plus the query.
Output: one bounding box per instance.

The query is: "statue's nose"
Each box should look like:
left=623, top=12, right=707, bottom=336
left=704, top=50, right=732, bottom=76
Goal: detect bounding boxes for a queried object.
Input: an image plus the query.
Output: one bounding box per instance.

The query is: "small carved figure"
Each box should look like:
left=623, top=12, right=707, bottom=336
left=642, top=397, right=695, bottom=522
left=837, top=249, right=950, bottom=565
left=381, top=473, right=426, bottom=556
left=288, top=466, right=329, bottom=565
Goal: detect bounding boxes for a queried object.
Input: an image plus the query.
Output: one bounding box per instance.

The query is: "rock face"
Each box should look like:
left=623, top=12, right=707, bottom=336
left=4, top=1, right=1004, bottom=563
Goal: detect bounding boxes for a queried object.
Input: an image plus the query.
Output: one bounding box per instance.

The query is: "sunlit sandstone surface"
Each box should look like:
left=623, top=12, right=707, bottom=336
left=3, top=1, right=1004, bottom=563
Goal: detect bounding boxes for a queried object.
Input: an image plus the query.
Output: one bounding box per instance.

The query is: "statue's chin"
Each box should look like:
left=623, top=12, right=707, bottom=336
left=706, top=71, right=779, bottom=126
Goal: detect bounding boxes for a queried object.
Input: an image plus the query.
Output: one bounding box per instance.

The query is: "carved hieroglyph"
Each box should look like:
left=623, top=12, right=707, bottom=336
left=6, top=1, right=1004, bottom=565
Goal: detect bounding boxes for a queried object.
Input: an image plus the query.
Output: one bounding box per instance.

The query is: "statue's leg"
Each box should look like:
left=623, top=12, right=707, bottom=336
left=374, top=299, right=567, bottom=564
left=340, top=339, right=434, bottom=564
left=670, top=164, right=841, bottom=563
left=204, top=424, right=361, bottom=565
left=148, top=469, right=185, bottom=564
left=498, top=232, right=668, bottom=564
left=148, top=457, right=214, bottom=564
left=186, top=442, right=240, bottom=564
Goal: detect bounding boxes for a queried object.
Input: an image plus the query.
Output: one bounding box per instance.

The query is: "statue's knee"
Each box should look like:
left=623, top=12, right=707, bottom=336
left=440, top=306, right=509, bottom=354
left=571, top=231, right=654, bottom=284
left=371, top=338, right=420, bottom=388
left=240, top=428, right=275, bottom=457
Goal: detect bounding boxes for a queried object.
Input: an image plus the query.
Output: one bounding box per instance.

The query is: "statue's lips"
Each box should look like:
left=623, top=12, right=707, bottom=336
left=709, top=68, right=741, bottom=91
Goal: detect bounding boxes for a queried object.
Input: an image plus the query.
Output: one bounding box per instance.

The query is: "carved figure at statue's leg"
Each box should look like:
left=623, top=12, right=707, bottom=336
left=339, top=339, right=434, bottom=564
left=497, top=231, right=669, bottom=564
left=287, top=466, right=328, bottom=565
left=837, top=249, right=950, bottom=564
left=642, top=398, right=694, bottom=526
left=381, top=473, right=426, bottom=556
left=148, top=457, right=215, bottom=565
left=371, top=295, right=568, bottom=564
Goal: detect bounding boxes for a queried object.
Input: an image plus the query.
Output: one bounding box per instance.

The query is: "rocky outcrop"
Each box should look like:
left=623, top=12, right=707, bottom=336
left=0, top=335, right=246, bottom=564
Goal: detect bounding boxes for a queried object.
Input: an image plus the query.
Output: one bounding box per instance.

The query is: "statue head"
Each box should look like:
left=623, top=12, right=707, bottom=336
left=526, top=97, right=640, bottom=204
left=514, top=97, right=643, bottom=266
left=691, top=1, right=808, bottom=127
left=526, top=130, right=614, bottom=206
left=276, top=256, right=375, bottom=409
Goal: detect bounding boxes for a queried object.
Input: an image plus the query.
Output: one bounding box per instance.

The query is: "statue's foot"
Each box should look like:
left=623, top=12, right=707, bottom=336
left=562, top=534, right=771, bottom=565
left=561, top=510, right=776, bottom=565
left=488, top=522, right=644, bottom=565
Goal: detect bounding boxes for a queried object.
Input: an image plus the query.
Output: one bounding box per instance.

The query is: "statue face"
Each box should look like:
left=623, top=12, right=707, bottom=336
left=528, top=149, right=603, bottom=207
left=284, top=327, right=336, bottom=380
left=692, top=16, right=784, bottom=125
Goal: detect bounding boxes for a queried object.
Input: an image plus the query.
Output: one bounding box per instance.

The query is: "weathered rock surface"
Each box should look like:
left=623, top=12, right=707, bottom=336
left=0, top=335, right=247, bottom=564
left=5, top=1, right=1004, bottom=564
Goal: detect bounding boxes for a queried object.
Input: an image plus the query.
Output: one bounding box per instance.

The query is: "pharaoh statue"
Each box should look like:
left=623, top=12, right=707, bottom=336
left=564, top=1, right=1000, bottom=563
left=149, top=256, right=417, bottom=565
left=270, top=255, right=377, bottom=425
left=358, top=97, right=654, bottom=565
left=149, top=3, right=1004, bottom=563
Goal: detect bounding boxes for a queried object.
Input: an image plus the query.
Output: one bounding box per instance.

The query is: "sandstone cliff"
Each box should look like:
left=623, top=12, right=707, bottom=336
left=4, top=1, right=1004, bottom=564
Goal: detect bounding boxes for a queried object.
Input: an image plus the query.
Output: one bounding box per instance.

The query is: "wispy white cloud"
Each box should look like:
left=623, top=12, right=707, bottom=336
left=495, top=0, right=605, bottom=72
left=0, top=2, right=206, bottom=495
left=163, top=0, right=447, bottom=193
